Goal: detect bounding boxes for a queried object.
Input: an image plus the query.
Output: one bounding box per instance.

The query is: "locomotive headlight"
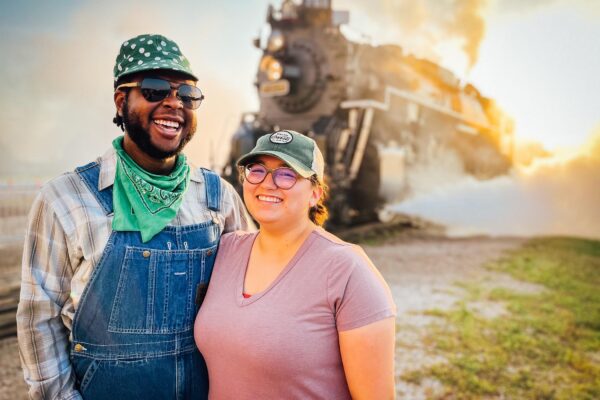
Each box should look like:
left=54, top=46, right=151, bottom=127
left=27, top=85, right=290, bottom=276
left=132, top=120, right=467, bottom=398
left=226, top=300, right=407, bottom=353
left=259, top=55, right=283, bottom=81
left=267, top=60, right=283, bottom=80
left=267, top=30, right=285, bottom=52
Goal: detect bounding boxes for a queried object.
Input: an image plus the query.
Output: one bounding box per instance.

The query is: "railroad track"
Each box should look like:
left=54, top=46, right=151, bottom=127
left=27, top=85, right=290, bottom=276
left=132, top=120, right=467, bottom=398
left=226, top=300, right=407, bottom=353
left=332, top=213, right=445, bottom=244
left=0, top=282, right=19, bottom=339
left=0, top=240, right=23, bottom=340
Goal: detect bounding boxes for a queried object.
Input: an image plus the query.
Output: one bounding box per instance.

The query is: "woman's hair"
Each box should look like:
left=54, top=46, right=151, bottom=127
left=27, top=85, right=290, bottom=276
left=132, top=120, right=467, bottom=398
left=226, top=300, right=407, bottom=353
left=309, top=175, right=329, bottom=227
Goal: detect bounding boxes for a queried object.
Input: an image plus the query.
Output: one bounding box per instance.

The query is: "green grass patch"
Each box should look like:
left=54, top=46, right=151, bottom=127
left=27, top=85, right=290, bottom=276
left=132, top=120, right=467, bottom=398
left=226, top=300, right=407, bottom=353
left=406, top=237, right=600, bottom=399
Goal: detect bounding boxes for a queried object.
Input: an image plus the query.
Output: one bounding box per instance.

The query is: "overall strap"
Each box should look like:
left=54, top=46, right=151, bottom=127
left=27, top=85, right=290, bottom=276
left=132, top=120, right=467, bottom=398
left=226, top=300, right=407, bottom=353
left=75, top=161, right=114, bottom=215
left=201, top=168, right=222, bottom=212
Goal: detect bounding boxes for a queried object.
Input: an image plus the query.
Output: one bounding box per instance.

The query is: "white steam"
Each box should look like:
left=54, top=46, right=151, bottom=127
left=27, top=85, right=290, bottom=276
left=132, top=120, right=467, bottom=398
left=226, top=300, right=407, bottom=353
left=391, top=130, right=600, bottom=239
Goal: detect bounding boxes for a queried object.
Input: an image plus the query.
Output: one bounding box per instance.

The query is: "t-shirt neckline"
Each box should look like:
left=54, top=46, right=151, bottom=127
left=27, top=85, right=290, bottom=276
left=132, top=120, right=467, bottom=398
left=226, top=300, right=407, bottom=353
left=236, top=230, right=317, bottom=307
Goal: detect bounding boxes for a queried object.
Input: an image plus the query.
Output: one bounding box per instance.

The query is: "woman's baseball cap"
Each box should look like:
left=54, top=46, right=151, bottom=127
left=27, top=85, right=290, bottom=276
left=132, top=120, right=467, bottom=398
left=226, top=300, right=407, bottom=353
left=237, top=130, right=325, bottom=182
left=114, top=34, right=197, bottom=82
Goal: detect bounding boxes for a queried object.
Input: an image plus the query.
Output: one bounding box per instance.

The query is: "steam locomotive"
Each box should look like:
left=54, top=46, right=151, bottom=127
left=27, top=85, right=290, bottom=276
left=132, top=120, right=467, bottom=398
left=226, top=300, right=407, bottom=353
left=223, top=0, right=514, bottom=225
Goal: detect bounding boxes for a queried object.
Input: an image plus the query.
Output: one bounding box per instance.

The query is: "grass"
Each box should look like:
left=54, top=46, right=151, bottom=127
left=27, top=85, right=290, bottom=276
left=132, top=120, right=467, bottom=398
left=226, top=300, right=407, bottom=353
left=404, top=237, right=600, bottom=399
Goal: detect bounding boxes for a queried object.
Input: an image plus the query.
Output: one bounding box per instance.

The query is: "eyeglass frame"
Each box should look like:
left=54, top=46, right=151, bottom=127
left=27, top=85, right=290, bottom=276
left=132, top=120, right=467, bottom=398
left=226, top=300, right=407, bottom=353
left=115, top=77, right=205, bottom=110
left=238, top=163, right=305, bottom=190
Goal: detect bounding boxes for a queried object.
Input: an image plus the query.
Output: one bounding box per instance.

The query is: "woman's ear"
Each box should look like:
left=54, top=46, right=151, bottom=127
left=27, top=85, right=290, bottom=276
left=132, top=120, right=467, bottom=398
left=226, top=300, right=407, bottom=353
left=309, top=184, right=323, bottom=208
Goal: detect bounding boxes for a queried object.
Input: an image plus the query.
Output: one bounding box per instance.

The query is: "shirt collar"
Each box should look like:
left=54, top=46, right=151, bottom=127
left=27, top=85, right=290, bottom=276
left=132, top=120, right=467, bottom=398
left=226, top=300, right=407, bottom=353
left=98, top=146, right=202, bottom=191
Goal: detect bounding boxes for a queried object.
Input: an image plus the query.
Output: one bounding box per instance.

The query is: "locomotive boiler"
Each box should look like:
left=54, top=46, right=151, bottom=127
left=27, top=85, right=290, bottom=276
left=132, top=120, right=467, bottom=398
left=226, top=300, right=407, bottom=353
left=223, top=0, right=514, bottom=225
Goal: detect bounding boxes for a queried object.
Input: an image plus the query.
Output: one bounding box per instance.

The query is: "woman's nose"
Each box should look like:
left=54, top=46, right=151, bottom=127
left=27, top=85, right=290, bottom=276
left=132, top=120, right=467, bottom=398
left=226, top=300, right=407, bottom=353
left=260, top=171, right=278, bottom=189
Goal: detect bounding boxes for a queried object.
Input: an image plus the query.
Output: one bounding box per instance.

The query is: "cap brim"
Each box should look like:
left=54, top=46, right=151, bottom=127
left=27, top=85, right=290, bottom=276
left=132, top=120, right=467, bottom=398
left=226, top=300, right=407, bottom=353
left=237, top=151, right=314, bottom=178
left=117, top=66, right=198, bottom=82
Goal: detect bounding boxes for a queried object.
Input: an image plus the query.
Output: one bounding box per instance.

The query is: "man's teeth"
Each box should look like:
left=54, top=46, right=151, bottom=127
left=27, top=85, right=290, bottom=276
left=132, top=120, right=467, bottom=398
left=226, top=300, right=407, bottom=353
left=154, top=119, right=180, bottom=129
left=258, top=195, right=282, bottom=203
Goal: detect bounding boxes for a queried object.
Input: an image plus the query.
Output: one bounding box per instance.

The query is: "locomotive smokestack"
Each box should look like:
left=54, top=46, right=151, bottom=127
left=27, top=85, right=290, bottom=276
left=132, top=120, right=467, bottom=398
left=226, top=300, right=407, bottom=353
left=452, top=0, right=486, bottom=68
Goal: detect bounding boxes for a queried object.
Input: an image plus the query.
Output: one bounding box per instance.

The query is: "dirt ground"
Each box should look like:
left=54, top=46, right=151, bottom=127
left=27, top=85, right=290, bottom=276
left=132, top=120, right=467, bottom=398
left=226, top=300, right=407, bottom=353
left=0, top=235, right=528, bottom=400
left=364, top=235, right=535, bottom=398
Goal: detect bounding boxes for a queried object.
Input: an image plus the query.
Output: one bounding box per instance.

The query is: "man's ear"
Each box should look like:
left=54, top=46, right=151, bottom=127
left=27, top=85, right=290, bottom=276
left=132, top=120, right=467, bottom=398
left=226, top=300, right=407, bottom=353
left=114, top=90, right=126, bottom=117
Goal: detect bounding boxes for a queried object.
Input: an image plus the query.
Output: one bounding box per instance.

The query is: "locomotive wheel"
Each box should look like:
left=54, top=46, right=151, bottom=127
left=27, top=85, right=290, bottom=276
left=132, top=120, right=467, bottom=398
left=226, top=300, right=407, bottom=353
left=327, top=193, right=354, bottom=228
left=348, top=142, right=382, bottom=223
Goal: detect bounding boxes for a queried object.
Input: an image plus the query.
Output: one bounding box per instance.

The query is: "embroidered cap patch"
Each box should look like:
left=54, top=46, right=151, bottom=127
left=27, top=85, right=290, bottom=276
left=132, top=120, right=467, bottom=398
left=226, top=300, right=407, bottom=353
left=269, top=131, right=293, bottom=144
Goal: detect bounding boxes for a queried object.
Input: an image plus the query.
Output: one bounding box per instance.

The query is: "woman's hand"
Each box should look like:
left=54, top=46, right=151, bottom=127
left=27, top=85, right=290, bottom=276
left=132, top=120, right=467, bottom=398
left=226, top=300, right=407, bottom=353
left=339, top=317, right=396, bottom=400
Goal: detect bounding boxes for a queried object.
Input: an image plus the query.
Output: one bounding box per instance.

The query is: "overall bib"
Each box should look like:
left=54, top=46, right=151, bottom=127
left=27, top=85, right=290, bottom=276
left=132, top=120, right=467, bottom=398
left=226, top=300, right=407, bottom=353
left=70, top=161, right=221, bottom=400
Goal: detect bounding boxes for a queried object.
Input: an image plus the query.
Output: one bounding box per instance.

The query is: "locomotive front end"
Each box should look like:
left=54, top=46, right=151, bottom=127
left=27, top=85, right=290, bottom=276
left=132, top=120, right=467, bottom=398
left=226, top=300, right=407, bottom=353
left=224, top=0, right=514, bottom=226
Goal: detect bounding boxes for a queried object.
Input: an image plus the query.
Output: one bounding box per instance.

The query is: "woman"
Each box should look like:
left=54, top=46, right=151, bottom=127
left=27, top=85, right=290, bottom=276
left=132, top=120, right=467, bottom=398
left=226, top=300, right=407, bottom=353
left=194, top=130, right=396, bottom=399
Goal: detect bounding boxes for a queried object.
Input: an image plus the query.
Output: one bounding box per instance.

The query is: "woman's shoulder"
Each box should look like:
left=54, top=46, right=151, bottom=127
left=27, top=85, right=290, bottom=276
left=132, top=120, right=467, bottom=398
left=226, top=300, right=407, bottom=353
left=220, top=230, right=257, bottom=248
left=312, top=229, right=396, bottom=326
left=310, top=228, right=371, bottom=270
left=311, top=227, right=350, bottom=247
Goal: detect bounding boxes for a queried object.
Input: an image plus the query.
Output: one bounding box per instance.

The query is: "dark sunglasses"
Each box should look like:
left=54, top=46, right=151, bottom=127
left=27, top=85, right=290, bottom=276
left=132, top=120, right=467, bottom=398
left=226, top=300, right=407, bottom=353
left=116, top=78, right=204, bottom=110
left=240, top=163, right=300, bottom=190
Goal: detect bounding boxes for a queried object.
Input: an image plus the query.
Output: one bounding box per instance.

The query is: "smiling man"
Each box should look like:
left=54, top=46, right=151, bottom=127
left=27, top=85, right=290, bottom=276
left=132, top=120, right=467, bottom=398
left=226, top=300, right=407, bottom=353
left=16, top=34, right=252, bottom=400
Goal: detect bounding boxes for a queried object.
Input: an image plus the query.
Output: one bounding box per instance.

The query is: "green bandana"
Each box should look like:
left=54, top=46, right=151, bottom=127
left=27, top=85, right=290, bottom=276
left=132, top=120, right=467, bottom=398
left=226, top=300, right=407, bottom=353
left=111, top=137, right=191, bottom=242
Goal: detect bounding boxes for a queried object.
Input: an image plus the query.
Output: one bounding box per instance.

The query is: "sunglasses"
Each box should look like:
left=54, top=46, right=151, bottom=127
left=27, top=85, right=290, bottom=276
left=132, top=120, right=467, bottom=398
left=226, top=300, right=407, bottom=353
left=241, top=163, right=300, bottom=190
left=116, top=78, right=204, bottom=110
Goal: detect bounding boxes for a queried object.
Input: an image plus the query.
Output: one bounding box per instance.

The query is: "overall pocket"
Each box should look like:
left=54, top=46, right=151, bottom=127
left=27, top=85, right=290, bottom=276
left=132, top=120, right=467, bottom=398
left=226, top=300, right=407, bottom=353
left=75, top=356, right=176, bottom=399
left=71, top=355, right=100, bottom=394
left=108, top=244, right=217, bottom=334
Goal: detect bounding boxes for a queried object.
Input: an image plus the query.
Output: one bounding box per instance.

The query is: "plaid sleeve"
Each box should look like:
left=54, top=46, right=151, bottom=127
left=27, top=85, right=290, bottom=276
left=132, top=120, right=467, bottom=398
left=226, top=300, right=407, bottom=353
left=16, top=191, right=82, bottom=400
left=220, top=178, right=256, bottom=233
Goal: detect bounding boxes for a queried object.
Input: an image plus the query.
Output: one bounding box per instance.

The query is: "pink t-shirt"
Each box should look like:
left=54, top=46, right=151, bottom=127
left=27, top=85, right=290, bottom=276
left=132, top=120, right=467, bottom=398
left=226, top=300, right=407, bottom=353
left=194, top=228, right=396, bottom=399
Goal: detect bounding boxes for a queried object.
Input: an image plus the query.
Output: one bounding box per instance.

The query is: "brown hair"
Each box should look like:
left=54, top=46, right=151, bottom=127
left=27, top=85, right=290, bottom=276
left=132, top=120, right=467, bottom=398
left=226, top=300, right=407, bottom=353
left=309, top=176, right=329, bottom=226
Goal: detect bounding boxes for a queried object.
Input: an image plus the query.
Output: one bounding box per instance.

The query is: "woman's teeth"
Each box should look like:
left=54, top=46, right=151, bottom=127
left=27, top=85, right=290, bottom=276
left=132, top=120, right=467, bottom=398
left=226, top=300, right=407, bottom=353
left=258, top=195, right=282, bottom=203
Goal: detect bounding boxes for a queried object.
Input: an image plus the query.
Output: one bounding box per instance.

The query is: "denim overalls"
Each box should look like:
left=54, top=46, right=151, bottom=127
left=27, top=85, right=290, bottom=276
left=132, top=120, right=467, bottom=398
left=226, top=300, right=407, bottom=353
left=70, top=161, right=221, bottom=399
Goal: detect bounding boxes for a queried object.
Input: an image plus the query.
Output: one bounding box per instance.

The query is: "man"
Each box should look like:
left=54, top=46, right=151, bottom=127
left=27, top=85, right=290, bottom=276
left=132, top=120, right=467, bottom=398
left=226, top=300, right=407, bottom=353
left=17, top=34, right=252, bottom=400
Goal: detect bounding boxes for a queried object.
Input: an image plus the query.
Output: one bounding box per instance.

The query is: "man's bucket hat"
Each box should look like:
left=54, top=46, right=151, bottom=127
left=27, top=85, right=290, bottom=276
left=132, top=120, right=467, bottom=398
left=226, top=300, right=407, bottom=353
left=114, top=34, right=197, bottom=82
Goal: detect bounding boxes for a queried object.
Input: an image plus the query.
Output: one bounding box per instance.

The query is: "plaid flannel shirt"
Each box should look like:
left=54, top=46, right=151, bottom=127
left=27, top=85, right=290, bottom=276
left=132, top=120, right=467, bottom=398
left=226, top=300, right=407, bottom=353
left=16, top=147, right=252, bottom=400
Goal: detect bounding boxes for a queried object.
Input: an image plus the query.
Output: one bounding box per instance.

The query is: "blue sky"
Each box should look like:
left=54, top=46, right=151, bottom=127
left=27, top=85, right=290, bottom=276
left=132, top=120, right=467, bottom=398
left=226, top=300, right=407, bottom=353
left=1, top=0, right=598, bottom=180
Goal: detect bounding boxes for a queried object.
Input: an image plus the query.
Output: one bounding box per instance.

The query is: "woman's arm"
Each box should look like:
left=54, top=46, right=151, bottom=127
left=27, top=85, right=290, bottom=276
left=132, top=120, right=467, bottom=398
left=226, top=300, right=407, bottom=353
left=339, top=317, right=396, bottom=400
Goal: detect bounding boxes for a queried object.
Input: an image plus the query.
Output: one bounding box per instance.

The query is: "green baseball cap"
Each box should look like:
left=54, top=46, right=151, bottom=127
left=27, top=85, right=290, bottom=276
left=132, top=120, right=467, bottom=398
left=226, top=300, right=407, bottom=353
left=237, top=130, right=325, bottom=182
left=114, top=34, right=197, bottom=82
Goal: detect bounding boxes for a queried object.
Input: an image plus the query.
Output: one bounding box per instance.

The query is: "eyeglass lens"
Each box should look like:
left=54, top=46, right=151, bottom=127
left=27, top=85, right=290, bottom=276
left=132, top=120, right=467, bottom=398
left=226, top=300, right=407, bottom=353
left=140, top=78, right=203, bottom=109
left=245, top=164, right=298, bottom=189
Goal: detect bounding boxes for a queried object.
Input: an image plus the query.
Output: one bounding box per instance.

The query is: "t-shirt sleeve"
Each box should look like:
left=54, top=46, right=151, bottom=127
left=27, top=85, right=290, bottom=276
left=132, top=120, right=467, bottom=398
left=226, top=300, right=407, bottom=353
left=327, top=245, right=397, bottom=331
left=216, top=231, right=243, bottom=257
left=214, top=231, right=253, bottom=269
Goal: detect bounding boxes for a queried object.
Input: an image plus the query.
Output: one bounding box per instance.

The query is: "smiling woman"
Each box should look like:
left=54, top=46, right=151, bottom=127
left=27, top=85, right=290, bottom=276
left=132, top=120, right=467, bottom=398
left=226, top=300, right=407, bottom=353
left=241, top=156, right=319, bottom=230
left=194, top=130, right=397, bottom=400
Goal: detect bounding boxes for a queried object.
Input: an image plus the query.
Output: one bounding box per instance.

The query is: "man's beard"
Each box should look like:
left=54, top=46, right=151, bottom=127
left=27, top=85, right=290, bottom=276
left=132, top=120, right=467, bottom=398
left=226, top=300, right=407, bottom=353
left=122, top=98, right=196, bottom=159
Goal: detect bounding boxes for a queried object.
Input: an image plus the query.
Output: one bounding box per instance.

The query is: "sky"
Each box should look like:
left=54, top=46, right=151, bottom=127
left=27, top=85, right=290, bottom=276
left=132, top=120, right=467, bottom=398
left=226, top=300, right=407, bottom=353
left=1, top=0, right=599, bottom=181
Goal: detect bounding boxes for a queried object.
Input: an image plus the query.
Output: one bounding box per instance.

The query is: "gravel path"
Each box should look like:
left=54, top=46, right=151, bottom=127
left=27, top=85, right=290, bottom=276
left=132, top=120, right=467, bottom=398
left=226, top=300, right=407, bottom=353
left=0, top=236, right=528, bottom=399
left=0, top=336, right=26, bottom=400
left=365, top=235, right=532, bottom=399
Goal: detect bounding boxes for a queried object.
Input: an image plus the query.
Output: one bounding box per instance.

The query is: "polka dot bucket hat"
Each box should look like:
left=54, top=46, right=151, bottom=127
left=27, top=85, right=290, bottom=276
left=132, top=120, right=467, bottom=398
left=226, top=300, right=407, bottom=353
left=114, top=34, right=197, bottom=82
